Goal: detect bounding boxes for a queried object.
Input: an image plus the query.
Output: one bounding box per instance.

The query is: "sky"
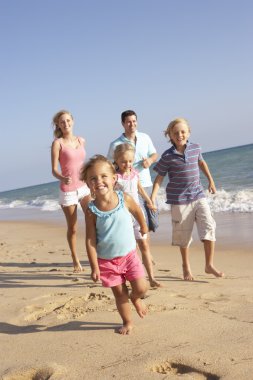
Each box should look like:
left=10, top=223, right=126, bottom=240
left=0, top=0, right=252, bottom=192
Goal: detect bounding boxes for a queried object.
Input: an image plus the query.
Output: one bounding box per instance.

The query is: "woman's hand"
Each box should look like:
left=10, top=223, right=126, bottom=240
left=62, top=176, right=72, bottom=185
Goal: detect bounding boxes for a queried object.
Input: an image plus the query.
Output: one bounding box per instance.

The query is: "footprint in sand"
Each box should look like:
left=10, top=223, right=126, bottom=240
left=150, top=360, right=220, bottom=379
left=1, top=363, right=66, bottom=380
left=146, top=303, right=171, bottom=313
left=22, top=291, right=114, bottom=322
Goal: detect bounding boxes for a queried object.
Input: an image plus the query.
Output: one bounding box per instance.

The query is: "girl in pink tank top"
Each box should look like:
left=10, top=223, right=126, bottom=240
left=51, top=110, right=91, bottom=272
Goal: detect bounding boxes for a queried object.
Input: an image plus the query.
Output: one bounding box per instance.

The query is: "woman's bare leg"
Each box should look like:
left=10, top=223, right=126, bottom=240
left=62, top=205, right=82, bottom=272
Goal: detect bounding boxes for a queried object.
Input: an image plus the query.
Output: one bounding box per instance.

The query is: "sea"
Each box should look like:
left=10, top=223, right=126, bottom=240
left=0, top=144, right=252, bottom=221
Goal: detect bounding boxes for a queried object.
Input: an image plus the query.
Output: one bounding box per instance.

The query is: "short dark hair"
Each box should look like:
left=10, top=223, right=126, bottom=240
left=121, top=110, right=137, bottom=123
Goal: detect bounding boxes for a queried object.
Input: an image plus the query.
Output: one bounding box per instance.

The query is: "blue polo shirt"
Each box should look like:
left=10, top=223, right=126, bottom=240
left=153, top=142, right=205, bottom=205
left=107, top=131, right=157, bottom=187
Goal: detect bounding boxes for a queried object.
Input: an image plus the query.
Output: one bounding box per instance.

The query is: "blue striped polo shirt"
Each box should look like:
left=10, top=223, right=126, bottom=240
left=153, top=142, right=206, bottom=205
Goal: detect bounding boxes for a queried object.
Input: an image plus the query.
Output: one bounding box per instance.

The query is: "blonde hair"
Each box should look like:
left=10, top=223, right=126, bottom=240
left=164, top=117, right=191, bottom=142
left=52, top=110, right=73, bottom=138
left=80, top=155, right=116, bottom=182
left=113, top=143, right=135, bottom=163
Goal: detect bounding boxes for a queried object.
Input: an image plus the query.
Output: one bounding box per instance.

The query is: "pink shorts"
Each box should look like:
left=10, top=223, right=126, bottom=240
left=98, top=249, right=145, bottom=288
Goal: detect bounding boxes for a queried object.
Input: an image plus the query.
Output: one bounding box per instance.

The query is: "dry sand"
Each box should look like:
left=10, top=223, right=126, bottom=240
left=0, top=213, right=252, bottom=379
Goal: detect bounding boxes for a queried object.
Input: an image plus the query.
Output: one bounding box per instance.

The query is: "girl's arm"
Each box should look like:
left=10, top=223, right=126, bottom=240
left=51, top=140, right=71, bottom=185
left=137, top=181, right=156, bottom=210
left=124, top=193, right=149, bottom=236
left=198, top=160, right=216, bottom=194
left=150, top=174, right=164, bottom=203
left=85, top=208, right=100, bottom=282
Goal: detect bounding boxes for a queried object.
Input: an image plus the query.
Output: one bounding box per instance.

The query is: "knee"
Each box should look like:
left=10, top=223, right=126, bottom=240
left=132, top=281, right=147, bottom=298
left=67, top=224, right=77, bottom=235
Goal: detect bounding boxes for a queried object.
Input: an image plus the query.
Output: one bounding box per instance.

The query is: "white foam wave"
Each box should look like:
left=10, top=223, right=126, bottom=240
left=0, top=188, right=253, bottom=213
left=41, top=200, right=61, bottom=211
left=156, top=188, right=253, bottom=213
left=207, top=189, right=253, bottom=213
left=0, top=197, right=60, bottom=211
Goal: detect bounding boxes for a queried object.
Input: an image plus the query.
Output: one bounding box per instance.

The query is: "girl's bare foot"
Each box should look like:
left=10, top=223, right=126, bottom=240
left=182, top=265, right=194, bottom=281
left=205, top=265, right=224, bottom=278
left=118, top=322, right=133, bottom=335
left=131, top=297, right=147, bottom=318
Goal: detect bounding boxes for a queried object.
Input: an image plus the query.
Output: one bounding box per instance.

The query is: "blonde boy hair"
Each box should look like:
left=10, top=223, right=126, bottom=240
left=52, top=110, right=73, bottom=138
left=164, top=117, right=191, bottom=142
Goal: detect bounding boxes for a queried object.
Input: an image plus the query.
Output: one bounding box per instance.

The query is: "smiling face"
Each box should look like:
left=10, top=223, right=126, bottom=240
left=169, top=122, right=190, bottom=153
left=115, top=150, right=134, bottom=175
left=122, top=114, right=137, bottom=137
left=86, top=161, right=116, bottom=198
left=57, top=113, right=73, bottom=135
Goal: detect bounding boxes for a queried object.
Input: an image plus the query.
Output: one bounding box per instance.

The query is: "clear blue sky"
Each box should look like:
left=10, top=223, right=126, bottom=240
left=1, top=0, right=252, bottom=192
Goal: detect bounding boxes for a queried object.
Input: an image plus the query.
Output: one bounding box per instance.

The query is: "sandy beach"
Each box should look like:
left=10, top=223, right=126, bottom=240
left=0, top=212, right=252, bottom=379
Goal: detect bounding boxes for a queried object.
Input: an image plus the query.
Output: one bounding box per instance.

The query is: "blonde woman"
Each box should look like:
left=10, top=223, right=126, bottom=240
left=51, top=110, right=91, bottom=272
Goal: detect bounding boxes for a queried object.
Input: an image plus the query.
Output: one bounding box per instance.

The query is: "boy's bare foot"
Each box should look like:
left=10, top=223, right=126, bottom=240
left=182, top=265, right=194, bottom=281
left=205, top=265, right=224, bottom=278
left=131, top=297, right=147, bottom=318
left=150, top=279, right=162, bottom=288
left=117, top=322, right=133, bottom=335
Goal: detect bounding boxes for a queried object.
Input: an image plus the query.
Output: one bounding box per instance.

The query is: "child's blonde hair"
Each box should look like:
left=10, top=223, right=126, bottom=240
left=80, top=155, right=116, bottom=182
left=113, top=143, right=135, bottom=163
left=52, top=110, right=73, bottom=138
left=164, top=117, right=191, bottom=142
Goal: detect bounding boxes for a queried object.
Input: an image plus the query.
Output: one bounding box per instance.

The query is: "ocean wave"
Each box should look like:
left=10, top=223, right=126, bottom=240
left=0, top=197, right=60, bottom=212
left=156, top=188, right=253, bottom=213
left=208, top=189, right=253, bottom=213
left=0, top=188, right=253, bottom=213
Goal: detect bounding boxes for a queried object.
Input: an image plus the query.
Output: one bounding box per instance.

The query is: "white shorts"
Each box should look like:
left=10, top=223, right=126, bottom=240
left=59, top=185, right=90, bottom=207
left=171, top=198, right=216, bottom=248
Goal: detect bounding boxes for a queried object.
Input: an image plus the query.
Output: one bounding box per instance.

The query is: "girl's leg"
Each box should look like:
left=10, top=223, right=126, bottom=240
left=111, top=283, right=133, bottom=335
left=204, top=240, right=224, bottom=277
left=61, top=205, right=82, bottom=272
left=180, top=246, right=194, bottom=281
left=137, top=239, right=160, bottom=287
left=129, top=277, right=148, bottom=318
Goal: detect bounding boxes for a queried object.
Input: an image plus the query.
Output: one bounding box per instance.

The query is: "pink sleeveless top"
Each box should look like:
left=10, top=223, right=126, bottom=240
left=58, top=137, right=86, bottom=192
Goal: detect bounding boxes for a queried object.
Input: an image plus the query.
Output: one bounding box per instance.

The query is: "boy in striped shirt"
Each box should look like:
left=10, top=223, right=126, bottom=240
left=151, top=118, right=224, bottom=281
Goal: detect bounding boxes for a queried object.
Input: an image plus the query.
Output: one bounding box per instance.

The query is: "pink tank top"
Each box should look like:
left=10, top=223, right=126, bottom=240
left=58, top=137, right=86, bottom=192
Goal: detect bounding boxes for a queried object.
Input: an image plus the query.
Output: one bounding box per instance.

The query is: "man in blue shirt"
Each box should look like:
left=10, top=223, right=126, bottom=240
left=107, top=110, right=158, bottom=231
left=107, top=110, right=158, bottom=188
